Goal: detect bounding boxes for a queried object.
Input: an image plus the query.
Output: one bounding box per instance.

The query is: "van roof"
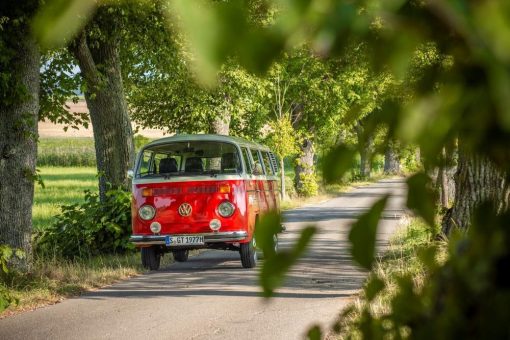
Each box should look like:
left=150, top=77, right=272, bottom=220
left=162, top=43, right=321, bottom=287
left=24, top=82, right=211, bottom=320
left=144, top=134, right=271, bottom=151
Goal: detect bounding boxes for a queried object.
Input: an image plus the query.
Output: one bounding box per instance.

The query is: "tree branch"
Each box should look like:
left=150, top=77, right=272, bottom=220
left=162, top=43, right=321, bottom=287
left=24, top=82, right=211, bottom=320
left=68, top=31, right=101, bottom=87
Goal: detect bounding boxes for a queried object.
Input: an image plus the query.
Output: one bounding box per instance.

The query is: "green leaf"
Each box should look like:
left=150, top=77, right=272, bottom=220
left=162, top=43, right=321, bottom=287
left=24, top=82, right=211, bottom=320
left=14, top=249, right=25, bottom=260
left=32, top=0, right=97, bottom=49
left=260, top=226, right=316, bottom=297
left=322, top=144, right=356, bottom=183
left=349, top=196, right=389, bottom=270
left=406, top=173, right=436, bottom=227
left=307, top=324, right=322, bottom=340
left=417, top=245, right=438, bottom=271
left=364, top=275, right=385, bottom=302
left=254, top=211, right=281, bottom=259
left=238, top=29, right=284, bottom=75
left=170, top=0, right=248, bottom=86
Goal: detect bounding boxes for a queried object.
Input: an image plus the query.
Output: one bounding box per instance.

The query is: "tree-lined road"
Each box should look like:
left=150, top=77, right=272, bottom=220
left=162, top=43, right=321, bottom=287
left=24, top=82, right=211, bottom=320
left=0, top=179, right=406, bottom=340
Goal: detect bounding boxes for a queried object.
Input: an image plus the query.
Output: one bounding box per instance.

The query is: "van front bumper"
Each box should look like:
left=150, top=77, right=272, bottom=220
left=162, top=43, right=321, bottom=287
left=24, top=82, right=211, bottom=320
left=129, top=231, right=248, bottom=246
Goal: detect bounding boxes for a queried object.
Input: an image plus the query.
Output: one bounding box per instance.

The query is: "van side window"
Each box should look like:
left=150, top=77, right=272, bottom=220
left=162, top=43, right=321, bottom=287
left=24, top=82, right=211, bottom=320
left=268, top=152, right=279, bottom=173
left=249, top=149, right=264, bottom=175
left=261, top=151, right=274, bottom=175
left=241, top=147, right=252, bottom=174
left=139, top=150, right=154, bottom=176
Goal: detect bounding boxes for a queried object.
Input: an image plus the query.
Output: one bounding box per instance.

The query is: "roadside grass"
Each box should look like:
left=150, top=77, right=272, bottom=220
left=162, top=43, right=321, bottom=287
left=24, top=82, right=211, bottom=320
left=33, top=167, right=97, bottom=231
left=331, top=217, right=447, bottom=339
left=0, top=253, right=175, bottom=318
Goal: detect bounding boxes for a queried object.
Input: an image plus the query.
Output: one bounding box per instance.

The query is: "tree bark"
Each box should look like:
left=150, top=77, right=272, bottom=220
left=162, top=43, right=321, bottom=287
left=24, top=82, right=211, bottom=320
left=416, top=147, right=422, bottom=167
left=437, top=163, right=448, bottom=208
left=294, top=138, right=315, bottom=194
left=70, top=14, right=134, bottom=201
left=355, top=122, right=373, bottom=179
left=441, top=140, right=509, bottom=235
left=280, top=158, right=286, bottom=200
left=0, top=18, right=39, bottom=270
left=436, top=146, right=456, bottom=209
left=209, top=113, right=231, bottom=135
left=384, top=141, right=400, bottom=175
left=208, top=113, right=230, bottom=169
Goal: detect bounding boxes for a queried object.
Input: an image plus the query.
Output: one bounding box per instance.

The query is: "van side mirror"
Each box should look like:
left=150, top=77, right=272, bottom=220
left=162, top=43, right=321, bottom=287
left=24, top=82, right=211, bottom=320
left=127, top=169, right=134, bottom=179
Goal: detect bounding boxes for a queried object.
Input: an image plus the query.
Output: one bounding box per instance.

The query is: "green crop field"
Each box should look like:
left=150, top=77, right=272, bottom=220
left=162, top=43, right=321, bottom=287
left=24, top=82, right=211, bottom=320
left=33, top=167, right=97, bottom=231
left=38, top=138, right=96, bottom=167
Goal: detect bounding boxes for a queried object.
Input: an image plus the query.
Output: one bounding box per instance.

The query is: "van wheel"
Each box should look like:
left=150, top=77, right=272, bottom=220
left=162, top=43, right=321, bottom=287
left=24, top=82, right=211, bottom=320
left=173, top=250, right=189, bottom=262
left=240, top=237, right=257, bottom=268
left=141, top=247, right=161, bottom=270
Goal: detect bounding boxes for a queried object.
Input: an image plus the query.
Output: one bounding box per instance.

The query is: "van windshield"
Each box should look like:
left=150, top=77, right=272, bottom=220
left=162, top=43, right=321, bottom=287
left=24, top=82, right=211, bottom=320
left=137, top=141, right=242, bottom=178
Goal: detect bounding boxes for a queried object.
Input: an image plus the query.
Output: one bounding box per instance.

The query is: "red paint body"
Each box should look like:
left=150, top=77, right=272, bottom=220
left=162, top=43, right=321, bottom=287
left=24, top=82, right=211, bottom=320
left=131, top=178, right=279, bottom=244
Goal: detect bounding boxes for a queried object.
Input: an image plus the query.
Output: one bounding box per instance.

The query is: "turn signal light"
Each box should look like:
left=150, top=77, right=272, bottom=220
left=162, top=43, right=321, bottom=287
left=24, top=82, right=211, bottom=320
left=218, top=184, right=230, bottom=194
left=142, top=188, right=153, bottom=197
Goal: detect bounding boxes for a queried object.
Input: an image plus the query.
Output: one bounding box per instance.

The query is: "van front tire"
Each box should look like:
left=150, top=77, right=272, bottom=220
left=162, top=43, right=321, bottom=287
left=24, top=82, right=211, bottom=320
left=240, top=237, right=257, bottom=268
left=141, top=247, right=161, bottom=270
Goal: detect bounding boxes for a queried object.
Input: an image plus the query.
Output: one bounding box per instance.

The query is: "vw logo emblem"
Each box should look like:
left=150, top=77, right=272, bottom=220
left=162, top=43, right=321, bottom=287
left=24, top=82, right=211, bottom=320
left=178, top=203, right=192, bottom=217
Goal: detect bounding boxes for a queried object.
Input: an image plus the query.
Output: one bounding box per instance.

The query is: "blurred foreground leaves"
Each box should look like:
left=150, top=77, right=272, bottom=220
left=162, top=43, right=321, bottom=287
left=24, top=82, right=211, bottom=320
left=337, top=202, right=510, bottom=339
left=33, top=0, right=96, bottom=49
left=406, top=173, right=436, bottom=228
left=349, top=195, right=388, bottom=270
left=255, top=211, right=316, bottom=297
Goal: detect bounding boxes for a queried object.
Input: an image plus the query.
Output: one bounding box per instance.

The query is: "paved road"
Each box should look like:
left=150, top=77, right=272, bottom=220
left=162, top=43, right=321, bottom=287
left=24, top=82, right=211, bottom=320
left=0, top=179, right=406, bottom=340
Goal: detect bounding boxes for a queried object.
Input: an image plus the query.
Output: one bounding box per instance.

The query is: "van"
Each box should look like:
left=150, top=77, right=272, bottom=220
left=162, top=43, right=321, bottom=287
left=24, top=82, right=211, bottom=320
left=129, top=134, right=280, bottom=270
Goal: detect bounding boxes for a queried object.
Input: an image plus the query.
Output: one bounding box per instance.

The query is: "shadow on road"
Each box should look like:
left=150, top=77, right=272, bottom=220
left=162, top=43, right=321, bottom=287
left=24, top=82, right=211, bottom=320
left=283, top=207, right=403, bottom=223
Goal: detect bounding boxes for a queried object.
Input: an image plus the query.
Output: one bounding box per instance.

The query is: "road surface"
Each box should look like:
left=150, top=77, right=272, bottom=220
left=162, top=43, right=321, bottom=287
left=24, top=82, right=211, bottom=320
left=0, top=179, right=406, bottom=340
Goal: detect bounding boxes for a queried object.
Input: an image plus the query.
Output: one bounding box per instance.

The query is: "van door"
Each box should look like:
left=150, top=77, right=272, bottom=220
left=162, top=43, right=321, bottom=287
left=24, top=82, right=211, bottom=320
left=248, top=148, right=269, bottom=213
left=241, top=147, right=259, bottom=236
left=260, top=150, right=278, bottom=210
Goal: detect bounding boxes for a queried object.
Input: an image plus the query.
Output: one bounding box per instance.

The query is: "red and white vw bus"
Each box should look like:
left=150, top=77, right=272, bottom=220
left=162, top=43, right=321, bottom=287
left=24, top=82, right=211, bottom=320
left=129, top=134, right=280, bottom=270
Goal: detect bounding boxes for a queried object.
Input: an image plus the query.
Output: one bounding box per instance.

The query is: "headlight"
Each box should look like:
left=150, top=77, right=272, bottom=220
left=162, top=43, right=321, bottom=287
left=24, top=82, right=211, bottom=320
left=139, top=205, right=156, bottom=220
left=217, top=201, right=235, bottom=217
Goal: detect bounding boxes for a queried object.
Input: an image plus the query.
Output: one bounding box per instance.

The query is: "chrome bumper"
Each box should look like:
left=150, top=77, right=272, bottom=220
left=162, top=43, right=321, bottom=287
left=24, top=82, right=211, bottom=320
left=129, top=231, right=248, bottom=246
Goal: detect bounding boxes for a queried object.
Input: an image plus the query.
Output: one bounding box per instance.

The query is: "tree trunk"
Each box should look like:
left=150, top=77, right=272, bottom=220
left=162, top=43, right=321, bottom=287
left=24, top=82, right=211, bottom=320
left=436, top=146, right=456, bottom=209
left=416, top=147, right=422, bottom=166
left=280, top=158, right=286, bottom=200
left=208, top=113, right=230, bottom=169
left=0, top=20, right=39, bottom=270
left=209, top=113, right=231, bottom=135
left=70, top=18, right=134, bottom=201
left=384, top=141, right=400, bottom=175
left=441, top=140, right=509, bottom=235
left=294, top=138, right=315, bottom=194
left=355, top=122, right=373, bottom=179
left=437, top=163, right=448, bottom=208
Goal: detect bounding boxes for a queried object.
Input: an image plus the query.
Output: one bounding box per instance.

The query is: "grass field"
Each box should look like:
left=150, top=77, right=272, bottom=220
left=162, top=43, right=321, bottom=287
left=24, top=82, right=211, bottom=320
left=37, top=136, right=153, bottom=167
left=38, top=138, right=96, bottom=167
left=33, top=167, right=97, bottom=231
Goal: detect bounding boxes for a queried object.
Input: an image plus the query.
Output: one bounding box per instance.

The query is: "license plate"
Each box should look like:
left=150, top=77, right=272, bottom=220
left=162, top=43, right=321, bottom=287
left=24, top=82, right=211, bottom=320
left=165, top=235, right=204, bottom=246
